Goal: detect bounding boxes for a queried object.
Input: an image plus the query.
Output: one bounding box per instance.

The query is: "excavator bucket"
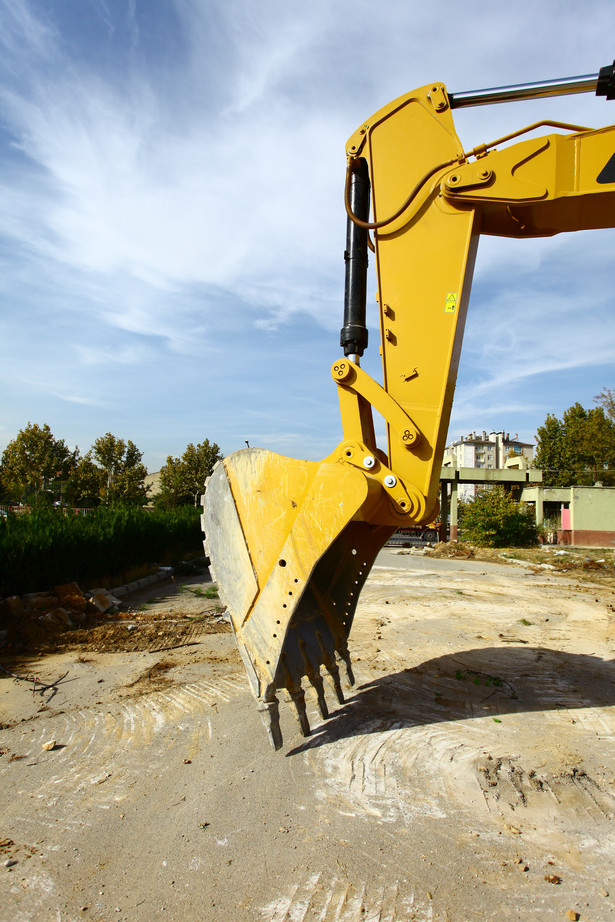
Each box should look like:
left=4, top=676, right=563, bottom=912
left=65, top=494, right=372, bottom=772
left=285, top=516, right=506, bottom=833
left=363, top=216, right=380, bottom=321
left=202, top=448, right=395, bottom=749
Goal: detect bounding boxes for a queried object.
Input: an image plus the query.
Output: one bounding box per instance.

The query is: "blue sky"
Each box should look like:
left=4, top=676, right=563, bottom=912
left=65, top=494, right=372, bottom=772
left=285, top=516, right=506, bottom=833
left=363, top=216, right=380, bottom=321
left=1, top=0, right=614, bottom=472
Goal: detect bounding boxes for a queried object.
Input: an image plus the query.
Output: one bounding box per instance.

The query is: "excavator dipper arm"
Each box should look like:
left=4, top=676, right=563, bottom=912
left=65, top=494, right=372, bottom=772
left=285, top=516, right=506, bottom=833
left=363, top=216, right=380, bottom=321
left=203, top=62, right=615, bottom=749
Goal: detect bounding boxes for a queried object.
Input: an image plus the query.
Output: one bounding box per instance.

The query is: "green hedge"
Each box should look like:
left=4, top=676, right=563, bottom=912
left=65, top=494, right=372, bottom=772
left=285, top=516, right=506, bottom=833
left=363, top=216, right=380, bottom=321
left=0, top=506, right=203, bottom=597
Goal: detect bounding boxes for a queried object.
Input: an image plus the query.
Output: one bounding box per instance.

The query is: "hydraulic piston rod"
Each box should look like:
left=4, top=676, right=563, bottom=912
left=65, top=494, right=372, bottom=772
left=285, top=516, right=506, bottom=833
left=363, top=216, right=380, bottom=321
left=340, top=157, right=370, bottom=360
left=450, top=60, right=614, bottom=108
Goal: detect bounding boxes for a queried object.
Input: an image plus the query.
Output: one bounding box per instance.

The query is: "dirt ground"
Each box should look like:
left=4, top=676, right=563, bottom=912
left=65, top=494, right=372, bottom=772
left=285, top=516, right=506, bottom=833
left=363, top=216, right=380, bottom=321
left=1, top=550, right=615, bottom=922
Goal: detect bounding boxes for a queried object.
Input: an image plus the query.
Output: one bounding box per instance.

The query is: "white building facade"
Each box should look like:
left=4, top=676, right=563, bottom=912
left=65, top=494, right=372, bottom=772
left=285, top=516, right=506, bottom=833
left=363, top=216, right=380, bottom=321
left=443, top=431, right=534, bottom=500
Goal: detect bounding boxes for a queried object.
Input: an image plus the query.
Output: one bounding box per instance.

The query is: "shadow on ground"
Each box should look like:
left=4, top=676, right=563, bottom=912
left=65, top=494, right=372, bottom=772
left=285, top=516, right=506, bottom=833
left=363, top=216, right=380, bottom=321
left=287, top=645, right=615, bottom=755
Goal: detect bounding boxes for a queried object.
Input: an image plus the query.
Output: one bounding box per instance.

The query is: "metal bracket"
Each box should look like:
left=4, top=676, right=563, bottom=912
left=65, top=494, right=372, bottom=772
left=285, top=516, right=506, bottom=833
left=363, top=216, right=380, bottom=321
left=444, top=164, right=493, bottom=193
left=331, top=359, right=422, bottom=449
left=428, top=84, right=448, bottom=112
left=334, top=440, right=423, bottom=517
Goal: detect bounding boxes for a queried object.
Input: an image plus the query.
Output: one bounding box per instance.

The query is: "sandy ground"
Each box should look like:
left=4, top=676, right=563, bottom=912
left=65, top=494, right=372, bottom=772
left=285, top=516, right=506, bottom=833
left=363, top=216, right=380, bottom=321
left=1, top=551, right=615, bottom=922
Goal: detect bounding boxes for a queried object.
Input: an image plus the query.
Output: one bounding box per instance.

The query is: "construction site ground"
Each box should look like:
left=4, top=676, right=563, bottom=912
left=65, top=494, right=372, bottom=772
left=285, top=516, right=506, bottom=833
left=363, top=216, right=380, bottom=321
left=1, top=546, right=615, bottom=922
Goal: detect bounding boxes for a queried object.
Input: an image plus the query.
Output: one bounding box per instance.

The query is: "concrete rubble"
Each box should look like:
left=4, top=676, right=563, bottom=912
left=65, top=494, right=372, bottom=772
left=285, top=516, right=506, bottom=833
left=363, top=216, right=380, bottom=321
left=0, top=567, right=174, bottom=651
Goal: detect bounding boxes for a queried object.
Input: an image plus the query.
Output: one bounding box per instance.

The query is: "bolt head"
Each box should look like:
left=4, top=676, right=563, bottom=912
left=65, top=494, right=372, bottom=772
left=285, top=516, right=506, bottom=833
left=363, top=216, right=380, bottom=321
left=363, top=456, right=376, bottom=469
left=384, top=475, right=397, bottom=488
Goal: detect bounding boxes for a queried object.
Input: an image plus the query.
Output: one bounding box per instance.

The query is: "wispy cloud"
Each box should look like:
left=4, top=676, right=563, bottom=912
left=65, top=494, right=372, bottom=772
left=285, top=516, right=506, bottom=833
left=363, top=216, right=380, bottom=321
left=0, top=0, right=614, bottom=467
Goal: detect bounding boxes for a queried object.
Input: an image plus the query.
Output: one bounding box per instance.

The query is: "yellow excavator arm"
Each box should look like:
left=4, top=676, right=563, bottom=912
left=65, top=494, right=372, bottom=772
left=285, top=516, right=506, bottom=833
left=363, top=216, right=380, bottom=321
left=203, top=61, right=615, bottom=749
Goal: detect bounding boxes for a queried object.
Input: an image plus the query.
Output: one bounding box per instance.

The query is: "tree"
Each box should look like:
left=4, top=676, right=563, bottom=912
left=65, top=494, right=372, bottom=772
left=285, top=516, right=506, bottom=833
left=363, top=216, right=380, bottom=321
left=459, top=486, right=538, bottom=547
left=0, top=468, right=9, bottom=504
left=181, top=440, right=223, bottom=505
left=157, top=456, right=185, bottom=509
left=90, top=434, right=149, bottom=505
left=157, top=439, right=223, bottom=508
left=65, top=455, right=103, bottom=507
left=534, top=403, right=615, bottom=486
left=0, top=423, right=77, bottom=503
left=595, top=387, right=615, bottom=422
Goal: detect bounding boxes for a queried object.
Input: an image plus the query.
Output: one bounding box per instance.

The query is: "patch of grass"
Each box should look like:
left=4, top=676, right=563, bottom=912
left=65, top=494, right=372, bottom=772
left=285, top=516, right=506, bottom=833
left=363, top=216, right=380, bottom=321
left=518, top=617, right=532, bottom=626
left=455, top=668, right=504, bottom=688
left=180, top=583, right=219, bottom=599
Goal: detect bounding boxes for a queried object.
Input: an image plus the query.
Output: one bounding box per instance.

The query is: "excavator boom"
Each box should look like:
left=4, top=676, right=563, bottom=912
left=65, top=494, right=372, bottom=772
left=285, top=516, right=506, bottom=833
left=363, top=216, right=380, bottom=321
left=203, top=61, right=615, bottom=749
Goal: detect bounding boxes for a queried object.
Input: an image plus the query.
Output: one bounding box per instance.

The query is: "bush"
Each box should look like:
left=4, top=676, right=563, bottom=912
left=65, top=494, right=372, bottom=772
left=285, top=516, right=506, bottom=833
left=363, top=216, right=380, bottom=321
left=458, top=487, right=538, bottom=548
left=0, top=505, right=203, bottom=597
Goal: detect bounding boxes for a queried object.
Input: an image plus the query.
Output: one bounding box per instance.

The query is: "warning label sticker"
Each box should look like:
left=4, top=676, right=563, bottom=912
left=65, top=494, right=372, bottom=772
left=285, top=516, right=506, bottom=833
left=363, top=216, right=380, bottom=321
left=445, top=292, right=458, bottom=313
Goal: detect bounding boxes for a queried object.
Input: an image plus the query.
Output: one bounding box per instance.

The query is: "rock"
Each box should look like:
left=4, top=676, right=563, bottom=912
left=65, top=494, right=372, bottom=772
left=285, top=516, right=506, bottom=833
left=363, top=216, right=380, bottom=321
left=0, top=596, right=24, bottom=620
left=55, top=583, right=87, bottom=613
left=42, top=740, right=57, bottom=751
left=601, top=888, right=609, bottom=897
left=544, top=874, right=562, bottom=884
left=88, top=589, right=121, bottom=613
left=43, top=608, right=73, bottom=627
left=566, top=911, right=579, bottom=921
left=23, top=592, right=59, bottom=612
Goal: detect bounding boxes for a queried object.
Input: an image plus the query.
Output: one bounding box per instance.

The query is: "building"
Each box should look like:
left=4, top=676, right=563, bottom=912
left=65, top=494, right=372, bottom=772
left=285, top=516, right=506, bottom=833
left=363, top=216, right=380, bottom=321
left=520, top=484, right=615, bottom=546
left=443, top=430, right=534, bottom=500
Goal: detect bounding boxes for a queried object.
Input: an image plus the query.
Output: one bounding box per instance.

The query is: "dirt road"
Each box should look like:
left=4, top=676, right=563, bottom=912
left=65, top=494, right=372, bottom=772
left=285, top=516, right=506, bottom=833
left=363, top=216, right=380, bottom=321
left=1, top=552, right=614, bottom=921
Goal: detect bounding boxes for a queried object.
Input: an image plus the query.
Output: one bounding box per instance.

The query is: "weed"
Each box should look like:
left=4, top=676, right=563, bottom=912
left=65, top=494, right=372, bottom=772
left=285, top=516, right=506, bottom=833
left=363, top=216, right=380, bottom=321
left=181, top=584, right=219, bottom=599
left=518, top=618, right=532, bottom=626
left=455, top=668, right=504, bottom=688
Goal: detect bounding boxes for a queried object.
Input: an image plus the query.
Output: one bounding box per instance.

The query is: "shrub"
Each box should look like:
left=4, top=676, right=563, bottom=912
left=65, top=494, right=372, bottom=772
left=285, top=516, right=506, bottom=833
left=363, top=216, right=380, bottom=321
left=458, top=487, right=538, bottom=548
left=0, top=505, right=202, bottom=597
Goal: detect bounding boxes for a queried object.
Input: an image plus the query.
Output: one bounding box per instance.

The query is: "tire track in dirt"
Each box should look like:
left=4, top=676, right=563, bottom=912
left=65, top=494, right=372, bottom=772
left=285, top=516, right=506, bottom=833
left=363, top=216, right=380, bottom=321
left=2, top=673, right=247, bottom=830
left=260, top=871, right=434, bottom=922
left=300, top=563, right=615, bottom=878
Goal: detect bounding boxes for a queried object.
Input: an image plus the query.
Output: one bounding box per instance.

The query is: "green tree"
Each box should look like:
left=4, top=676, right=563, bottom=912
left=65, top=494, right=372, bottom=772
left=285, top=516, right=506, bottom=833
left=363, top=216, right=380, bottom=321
left=0, top=423, right=77, bottom=503
left=595, top=387, right=615, bottom=422
left=157, top=455, right=185, bottom=509
left=534, top=403, right=615, bottom=486
left=65, top=455, right=103, bottom=507
left=157, top=439, right=223, bottom=508
left=181, top=440, right=223, bottom=505
left=91, top=434, right=149, bottom=505
left=0, top=468, right=8, bottom=504
left=459, top=486, right=538, bottom=548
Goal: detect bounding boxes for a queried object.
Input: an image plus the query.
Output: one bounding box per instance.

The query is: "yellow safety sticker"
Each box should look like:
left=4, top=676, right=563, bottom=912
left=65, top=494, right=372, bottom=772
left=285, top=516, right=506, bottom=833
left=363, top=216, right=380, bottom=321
left=444, top=292, right=458, bottom=313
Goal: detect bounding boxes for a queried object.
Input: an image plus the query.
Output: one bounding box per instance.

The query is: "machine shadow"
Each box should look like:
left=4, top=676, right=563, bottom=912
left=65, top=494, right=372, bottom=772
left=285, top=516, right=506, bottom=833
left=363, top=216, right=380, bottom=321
left=286, top=645, right=615, bottom=756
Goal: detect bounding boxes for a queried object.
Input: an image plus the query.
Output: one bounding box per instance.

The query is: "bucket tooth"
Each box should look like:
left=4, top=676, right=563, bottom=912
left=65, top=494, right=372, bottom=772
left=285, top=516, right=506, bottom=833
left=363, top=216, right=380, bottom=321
left=315, top=630, right=345, bottom=703
left=309, top=671, right=329, bottom=720
left=257, top=696, right=283, bottom=751
left=298, top=638, right=329, bottom=719
left=289, top=685, right=311, bottom=737
left=325, top=663, right=345, bottom=704
left=339, top=647, right=355, bottom=687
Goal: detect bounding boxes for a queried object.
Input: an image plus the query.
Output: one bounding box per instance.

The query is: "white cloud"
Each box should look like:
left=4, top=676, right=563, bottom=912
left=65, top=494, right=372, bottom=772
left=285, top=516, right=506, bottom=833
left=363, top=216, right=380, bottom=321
left=0, top=0, right=614, bottom=466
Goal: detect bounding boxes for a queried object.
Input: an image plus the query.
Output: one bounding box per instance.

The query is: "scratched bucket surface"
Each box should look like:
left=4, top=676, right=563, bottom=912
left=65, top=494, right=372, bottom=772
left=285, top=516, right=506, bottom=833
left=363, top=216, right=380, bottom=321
left=202, top=447, right=394, bottom=748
